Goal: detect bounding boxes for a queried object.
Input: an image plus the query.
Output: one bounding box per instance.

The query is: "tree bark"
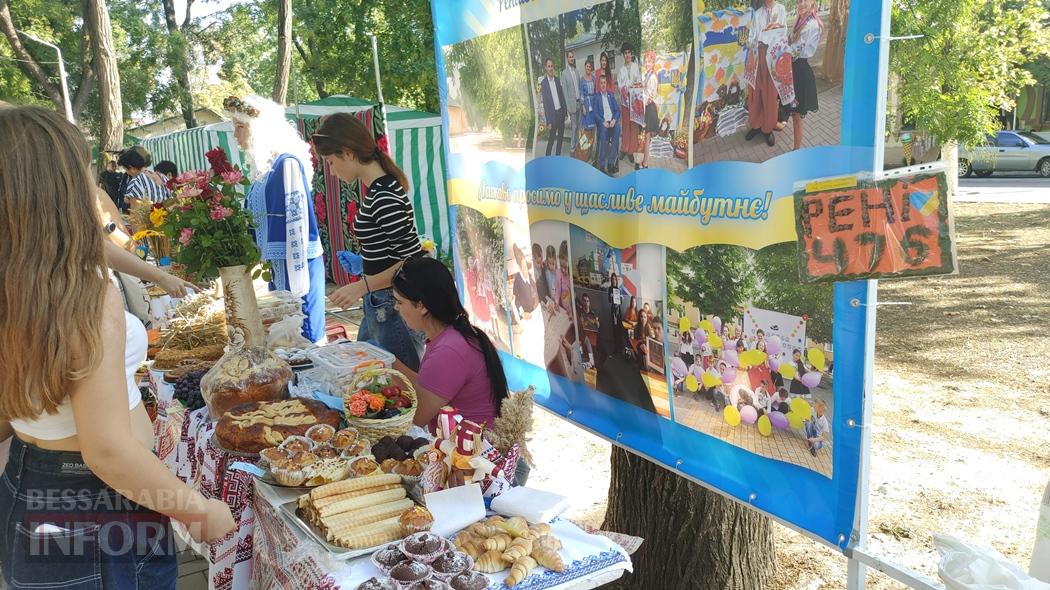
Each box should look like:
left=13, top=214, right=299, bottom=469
left=0, top=0, right=64, bottom=107
left=601, top=447, right=776, bottom=590
left=84, top=0, right=123, bottom=154
left=162, top=0, right=198, bottom=129
left=822, top=0, right=848, bottom=84
left=943, top=140, right=959, bottom=198
left=72, top=24, right=97, bottom=122
left=272, top=0, right=292, bottom=103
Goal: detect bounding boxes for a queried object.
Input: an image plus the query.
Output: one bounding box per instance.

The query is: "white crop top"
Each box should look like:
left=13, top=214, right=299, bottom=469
left=11, top=311, right=146, bottom=440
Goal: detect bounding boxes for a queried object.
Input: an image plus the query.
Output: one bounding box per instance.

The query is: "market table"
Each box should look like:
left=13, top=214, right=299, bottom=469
left=252, top=481, right=636, bottom=590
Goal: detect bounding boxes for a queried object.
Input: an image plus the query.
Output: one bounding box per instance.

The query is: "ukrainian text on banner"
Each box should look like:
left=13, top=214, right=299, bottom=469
left=431, top=0, right=887, bottom=548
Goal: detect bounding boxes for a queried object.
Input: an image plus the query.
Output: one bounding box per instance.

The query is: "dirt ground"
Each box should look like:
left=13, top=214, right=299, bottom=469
left=526, top=202, right=1050, bottom=588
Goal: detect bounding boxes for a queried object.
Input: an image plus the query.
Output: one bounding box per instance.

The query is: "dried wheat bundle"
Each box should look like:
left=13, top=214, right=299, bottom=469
left=487, top=386, right=535, bottom=465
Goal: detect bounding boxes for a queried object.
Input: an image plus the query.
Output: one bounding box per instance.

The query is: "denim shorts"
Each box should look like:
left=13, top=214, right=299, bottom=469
left=0, top=436, right=177, bottom=590
left=357, top=287, right=425, bottom=372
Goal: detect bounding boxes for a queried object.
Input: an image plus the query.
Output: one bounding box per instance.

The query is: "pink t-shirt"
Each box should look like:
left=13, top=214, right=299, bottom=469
left=419, top=326, right=498, bottom=431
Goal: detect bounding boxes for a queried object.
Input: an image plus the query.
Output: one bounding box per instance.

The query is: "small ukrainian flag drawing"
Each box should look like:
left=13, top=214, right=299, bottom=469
left=909, top=188, right=940, bottom=216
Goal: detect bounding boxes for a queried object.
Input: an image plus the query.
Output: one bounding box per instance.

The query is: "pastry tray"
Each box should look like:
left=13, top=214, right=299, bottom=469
left=278, top=499, right=397, bottom=561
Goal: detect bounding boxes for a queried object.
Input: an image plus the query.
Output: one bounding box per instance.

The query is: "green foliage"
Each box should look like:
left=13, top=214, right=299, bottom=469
left=448, top=26, right=532, bottom=142
left=667, top=244, right=757, bottom=320
left=455, top=207, right=508, bottom=305
left=891, top=0, right=1050, bottom=145
left=639, top=0, right=693, bottom=51
left=752, top=242, right=833, bottom=343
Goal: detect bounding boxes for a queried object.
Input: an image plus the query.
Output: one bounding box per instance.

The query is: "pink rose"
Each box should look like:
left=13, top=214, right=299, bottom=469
left=220, top=170, right=243, bottom=185
left=181, top=186, right=203, bottom=199
left=178, top=228, right=194, bottom=245
left=209, top=206, right=234, bottom=221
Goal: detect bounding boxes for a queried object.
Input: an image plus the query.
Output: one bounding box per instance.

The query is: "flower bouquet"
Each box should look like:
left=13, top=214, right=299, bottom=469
left=130, top=202, right=174, bottom=263
left=343, top=367, right=417, bottom=440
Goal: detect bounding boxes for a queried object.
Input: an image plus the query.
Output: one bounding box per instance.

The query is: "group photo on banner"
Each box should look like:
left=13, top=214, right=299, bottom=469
left=432, top=0, right=888, bottom=547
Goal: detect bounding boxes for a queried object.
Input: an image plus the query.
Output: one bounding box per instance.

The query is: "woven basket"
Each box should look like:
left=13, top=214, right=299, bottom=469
left=343, top=367, right=417, bottom=440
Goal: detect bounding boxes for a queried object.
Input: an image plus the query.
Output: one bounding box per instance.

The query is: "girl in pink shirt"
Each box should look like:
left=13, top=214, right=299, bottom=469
left=391, top=257, right=509, bottom=431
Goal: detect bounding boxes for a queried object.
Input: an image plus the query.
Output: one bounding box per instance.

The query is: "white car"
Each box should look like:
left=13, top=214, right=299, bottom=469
left=958, top=131, right=1050, bottom=178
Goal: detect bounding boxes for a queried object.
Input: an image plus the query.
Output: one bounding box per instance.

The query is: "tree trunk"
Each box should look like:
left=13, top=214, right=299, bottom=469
left=601, top=447, right=776, bottom=590
left=162, top=0, right=197, bottom=129
left=822, top=0, right=848, bottom=84
left=943, top=140, right=959, bottom=198
left=0, top=0, right=64, bottom=107
left=84, top=0, right=123, bottom=153
left=272, top=0, right=292, bottom=103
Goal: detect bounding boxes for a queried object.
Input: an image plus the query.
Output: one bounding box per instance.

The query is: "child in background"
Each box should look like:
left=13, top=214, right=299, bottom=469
left=772, top=387, right=791, bottom=413
left=805, top=398, right=830, bottom=456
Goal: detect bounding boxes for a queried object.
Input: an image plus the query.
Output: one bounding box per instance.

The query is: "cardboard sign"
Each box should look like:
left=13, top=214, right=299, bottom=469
left=795, top=172, right=955, bottom=283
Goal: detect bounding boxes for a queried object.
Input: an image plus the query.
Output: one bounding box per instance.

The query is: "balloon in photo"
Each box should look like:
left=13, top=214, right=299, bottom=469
left=721, top=366, right=737, bottom=382
left=712, top=316, right=722, bottom=332
left=679, top=317, right=691, bottom=333
left=723, top=350, right=739, bottom=367
left=694, top=328, right=707, bottom=345
left=709, top=335, right=724, bottom=350
left=701, top=372, right=723, bottom=388
left=740, top=405, right=758, bottom=425
left=779, top=363, right=797, bottom=379
left=808, top=347, right=826, bottom=371
left=790, top=397, right=813, bottom=420
left=671, top=357, right=688, bottom=378
left=787, top=412, right=804, bottom=429
left=800, top=371, right=822, bottom=389
left=724, top=405, right=741, bottom=427
left=699, top=319, right=714, bottom=332
left=685, top=374, right=699, bottom=392
left=768, top=358, right=780, bottom=372
left=757, top=414, right=773, bottom=436
left=752, top=350, right=767, bottom=364
left=766, top=335, right=782, bottom=356
left=769, top=411, right=789, bottom=429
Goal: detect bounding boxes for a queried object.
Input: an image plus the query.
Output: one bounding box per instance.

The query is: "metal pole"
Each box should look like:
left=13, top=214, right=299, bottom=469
left=19, top=32, right=73, bottom=123
left=368, top=33, right=385, bottom=104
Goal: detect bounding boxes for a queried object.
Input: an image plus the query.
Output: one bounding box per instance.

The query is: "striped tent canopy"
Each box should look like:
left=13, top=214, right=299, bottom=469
left=139, top=122, right=246, bottom=177
left=289, top=95, right=451, bottom=263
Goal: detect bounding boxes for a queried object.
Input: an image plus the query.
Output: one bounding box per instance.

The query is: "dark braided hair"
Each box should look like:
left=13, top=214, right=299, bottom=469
left=392, top=257, right=509, bottom=410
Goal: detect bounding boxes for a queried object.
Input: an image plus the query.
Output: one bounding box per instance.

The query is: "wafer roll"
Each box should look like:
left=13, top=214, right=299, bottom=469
left=321, top=498, right=414, bottom=540
left=310, top=473, right=401, bottom=501
left=333, top=516, right=403, bottom=549
left=313, top=484, right=401, bottom=510
left=319, top=487, right=406, bottom=518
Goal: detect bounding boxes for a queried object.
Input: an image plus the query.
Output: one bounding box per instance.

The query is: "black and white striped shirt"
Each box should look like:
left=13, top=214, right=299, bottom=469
left=123, top=172, right=171, bottom=204
left=356, top=174, right=421, bottom=276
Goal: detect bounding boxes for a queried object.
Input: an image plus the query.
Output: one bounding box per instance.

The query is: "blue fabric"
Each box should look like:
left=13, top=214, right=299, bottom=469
left=269, top=256, right=326, bottom=343
left=246, top=153, right=323, bottom=262
left=586, top=91, right=620, bottom=128
left=356, top=288, right=424, bottom=372
left=0, top=437, right=177, bottom=590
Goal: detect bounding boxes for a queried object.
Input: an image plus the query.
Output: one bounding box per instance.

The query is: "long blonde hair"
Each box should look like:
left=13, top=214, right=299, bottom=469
left=0, top=107, right=108, bottom=419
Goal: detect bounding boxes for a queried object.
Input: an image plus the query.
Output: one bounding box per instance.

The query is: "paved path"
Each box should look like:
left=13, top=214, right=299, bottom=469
left=957, top=174, right=1050, bottom=203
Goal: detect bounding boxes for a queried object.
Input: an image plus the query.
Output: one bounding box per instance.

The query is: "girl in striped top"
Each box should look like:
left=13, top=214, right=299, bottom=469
left=314, top=114, right=425, bottom=370
left=117, top=146, right=172, bottom=206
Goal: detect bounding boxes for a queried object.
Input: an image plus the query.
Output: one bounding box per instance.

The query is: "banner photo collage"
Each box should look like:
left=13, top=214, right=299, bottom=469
left=431, top=0, right=887, bottom=548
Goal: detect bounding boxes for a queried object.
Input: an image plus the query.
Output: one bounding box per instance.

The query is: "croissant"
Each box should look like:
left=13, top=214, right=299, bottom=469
left=534, top=534, right=562, bottom=551
left=496, top=516, right=529, bottom=538
left=459, top=540, right=484, bottom=560
left=483, top=533, right=513, bottom=552
left=532, top=545, right=565, bottom=572
left=470, top=522, right=502, bottom=538
left=527, top=523, right=552, bottom=538
left=505, top=556, right=538, bottom=587
left=501, top=537, right=533, bottom=562
left=476, top=549, right=508, bottom=573
left=453, top=532, right=477, bottom=549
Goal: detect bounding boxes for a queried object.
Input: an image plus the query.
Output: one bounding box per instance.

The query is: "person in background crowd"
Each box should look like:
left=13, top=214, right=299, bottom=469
left=540, top=57, right=567, bottom=156
left=640, top=51, right=660, bottom=169
left=579, top=57, right=597, bottom=153
left=577, top=293, right=598, bottom=368
left=0, top=106, right=234, bottom=590
left=608, top=273, right=625, bottom=353
left=118, top=145, right=171, bottom=207
left=99, top=155, right=123, bottom=206
left=599, top=51, right=617, bottom=100
left=789, top=348, right=812, bottom=398
left=624, top=294, right=639, bottom=326
left=561, top=50, right=582, bottom=152
left=784, top=0, right=824, bottom=150
left=154, top=160, right=178, bottom=182
left=316, top=112, right=424, bottom=369
left=511, top=244, right=539, bottom=320
left=227, top=95, right=326, bottom=344
left=772, top=387, right=791, bottom=413
left=616, top=42, right=643, bottom=165
left=589, top=73, right=622, bottom=174
left=540, top=244, right=559, bottom=306
left=744, top=0, right=787, bottom=147
left=679, top=328, right=695, bottom=367
left=805, top=398, right=830, bottom=455
left=557, top=241, right=572, bottom=312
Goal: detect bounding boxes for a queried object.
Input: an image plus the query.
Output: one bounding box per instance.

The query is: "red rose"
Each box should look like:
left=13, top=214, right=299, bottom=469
left=205, top=147, right=235, bottom=176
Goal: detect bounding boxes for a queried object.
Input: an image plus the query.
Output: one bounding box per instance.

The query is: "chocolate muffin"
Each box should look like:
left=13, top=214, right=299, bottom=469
left=405, top=580, right=451, bottom=590
left=449, top=571, right=489, bottom=590
left=403, top=532, right=443, bottom=555
left=431, top=551, right=472, bottom=578
left=389, top=561, right=431, bottom=584
left=373, top=544, right=409, bottom=570
left=354, top=576, right=398, bottom=590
